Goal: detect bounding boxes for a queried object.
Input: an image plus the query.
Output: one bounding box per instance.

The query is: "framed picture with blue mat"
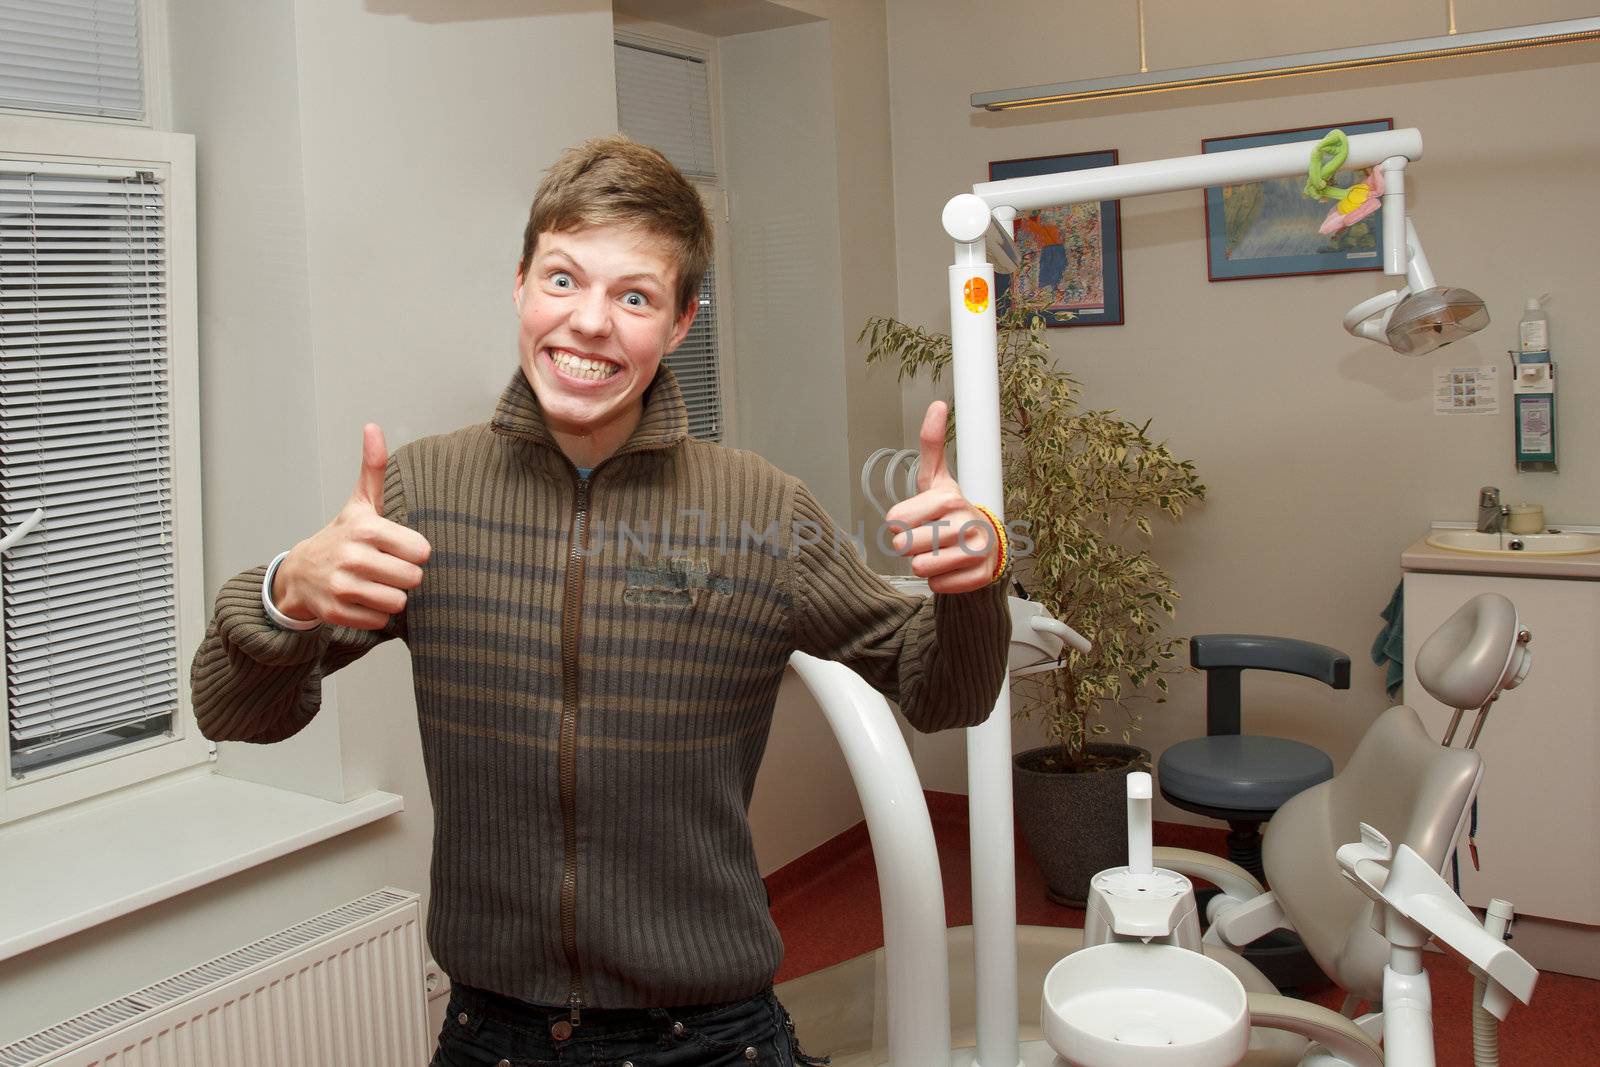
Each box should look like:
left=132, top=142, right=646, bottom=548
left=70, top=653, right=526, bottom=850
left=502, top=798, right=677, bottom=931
left=990, top=148, right=1123, bottom=327
left=1202, top=118, right=1393, bottom=282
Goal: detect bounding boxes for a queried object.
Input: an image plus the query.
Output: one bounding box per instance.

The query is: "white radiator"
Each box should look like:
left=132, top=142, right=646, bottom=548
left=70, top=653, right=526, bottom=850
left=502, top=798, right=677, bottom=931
left=0, top=888, right=431, bottom=1067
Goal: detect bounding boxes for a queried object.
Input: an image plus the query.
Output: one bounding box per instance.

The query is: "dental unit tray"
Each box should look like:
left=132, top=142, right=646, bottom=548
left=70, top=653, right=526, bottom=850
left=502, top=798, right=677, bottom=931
left=1043, top=773, right=1250, bottom=1066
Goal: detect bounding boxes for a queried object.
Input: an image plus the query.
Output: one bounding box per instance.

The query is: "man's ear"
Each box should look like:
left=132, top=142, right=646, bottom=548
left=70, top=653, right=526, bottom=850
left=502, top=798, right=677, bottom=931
left=513, top=267, right=525, bottom=311
left=665, top=299, right=698, bottom=353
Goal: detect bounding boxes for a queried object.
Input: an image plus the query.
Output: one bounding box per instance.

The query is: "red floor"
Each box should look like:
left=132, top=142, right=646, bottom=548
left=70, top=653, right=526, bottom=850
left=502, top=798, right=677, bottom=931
left=765, top=791, right=1595, bottom=1066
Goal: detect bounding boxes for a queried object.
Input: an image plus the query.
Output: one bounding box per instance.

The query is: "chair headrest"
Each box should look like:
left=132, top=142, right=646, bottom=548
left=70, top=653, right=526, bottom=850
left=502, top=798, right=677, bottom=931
left=1415, top=593, right=1531, bottom=711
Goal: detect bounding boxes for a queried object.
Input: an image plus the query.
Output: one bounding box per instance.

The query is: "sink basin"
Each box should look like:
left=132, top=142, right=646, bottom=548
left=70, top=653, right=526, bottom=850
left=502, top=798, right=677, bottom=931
left=1425, top=530, right=1600, bottom=556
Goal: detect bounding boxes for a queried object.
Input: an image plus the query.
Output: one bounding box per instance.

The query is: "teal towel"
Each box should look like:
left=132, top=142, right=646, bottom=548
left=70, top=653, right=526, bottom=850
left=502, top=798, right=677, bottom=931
left=1371, top=581, right=1404, bottom=699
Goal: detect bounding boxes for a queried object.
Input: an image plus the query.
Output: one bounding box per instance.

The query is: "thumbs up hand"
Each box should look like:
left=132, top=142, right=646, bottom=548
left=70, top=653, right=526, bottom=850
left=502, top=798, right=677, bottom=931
left=882, top=402, right=1002, bottom=594
left=271, top=424, right=432, bottom=629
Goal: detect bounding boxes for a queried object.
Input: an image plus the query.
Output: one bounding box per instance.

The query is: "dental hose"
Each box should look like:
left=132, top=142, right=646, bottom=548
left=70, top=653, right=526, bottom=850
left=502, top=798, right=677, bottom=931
left=1472, top=898, right=1516, bottom=1067
left=1472, top=972, right=1499, bottom=1067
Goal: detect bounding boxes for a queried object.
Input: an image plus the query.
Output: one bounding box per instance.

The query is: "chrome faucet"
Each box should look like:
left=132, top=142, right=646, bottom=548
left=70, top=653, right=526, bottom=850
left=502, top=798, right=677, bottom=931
left=1477, top=487, right=1507, bottom=533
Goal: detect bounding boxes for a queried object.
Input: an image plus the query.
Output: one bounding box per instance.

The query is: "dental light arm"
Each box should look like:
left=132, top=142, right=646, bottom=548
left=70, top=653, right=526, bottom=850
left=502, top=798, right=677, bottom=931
left=1343, top=214, right=1432, bottom=342
left=1341, top=215, right=1489, bottom=355
left=970, top=129, right=1485, bottom=360
left=972, top=130, right=1423, bottom=213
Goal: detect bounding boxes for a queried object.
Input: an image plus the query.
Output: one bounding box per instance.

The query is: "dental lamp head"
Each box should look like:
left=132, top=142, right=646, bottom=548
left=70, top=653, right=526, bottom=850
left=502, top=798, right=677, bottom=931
left=1344, top=216, right=1489, bottom=356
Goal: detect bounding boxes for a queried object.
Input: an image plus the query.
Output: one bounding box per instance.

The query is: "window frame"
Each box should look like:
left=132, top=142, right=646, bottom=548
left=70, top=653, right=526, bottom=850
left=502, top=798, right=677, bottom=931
left=0, top=0, right=169, bottom=130
left=0, top=113, right=204, bottom=826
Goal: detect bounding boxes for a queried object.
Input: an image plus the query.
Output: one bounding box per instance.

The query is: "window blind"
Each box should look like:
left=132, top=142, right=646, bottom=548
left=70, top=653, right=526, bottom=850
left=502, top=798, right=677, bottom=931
left=615, top=40, right=725, bottom=442
left=614, top=41, right=715, bottom=179
left=0, top=0, right=144, bottom=121
left=0, top=164, right=176, bottom=775
left=665, top=259, right=721, bottom=443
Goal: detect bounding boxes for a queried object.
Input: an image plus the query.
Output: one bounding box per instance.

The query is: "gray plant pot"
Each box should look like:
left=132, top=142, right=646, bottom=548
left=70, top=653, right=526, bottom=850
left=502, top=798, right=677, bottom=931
left=1013, top=743, right=1152, bottom=907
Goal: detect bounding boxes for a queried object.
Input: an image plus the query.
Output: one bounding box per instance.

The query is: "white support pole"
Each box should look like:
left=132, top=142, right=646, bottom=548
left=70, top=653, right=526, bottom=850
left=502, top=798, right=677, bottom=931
left=942, top=193, right=1019, bottom=1067
left=790, top=653, right=953, bottom=1067
left=1379, top=966, right=1437, bottom=1067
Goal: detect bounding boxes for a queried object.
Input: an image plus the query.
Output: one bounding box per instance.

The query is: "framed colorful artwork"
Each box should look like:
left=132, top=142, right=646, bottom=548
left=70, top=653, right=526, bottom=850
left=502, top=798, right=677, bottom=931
left=1202, top=118, right=1394, bottom=282
left=990, top=148, right=1123, bottom=327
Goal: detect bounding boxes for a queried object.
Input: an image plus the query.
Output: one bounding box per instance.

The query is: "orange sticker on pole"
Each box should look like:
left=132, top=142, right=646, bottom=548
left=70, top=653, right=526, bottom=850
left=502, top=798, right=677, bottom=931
left=963, top=276, right=989, bottom=313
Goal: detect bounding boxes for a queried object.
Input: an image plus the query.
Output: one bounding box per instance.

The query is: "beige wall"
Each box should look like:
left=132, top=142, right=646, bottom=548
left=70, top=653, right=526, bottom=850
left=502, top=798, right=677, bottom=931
left=719, top=21, right=869, bottom=872
left=0, top=0, right=618, bottom=1044
left=721, top=21, right=851, bottom=513
left=775, top=0, right=907, bottom=576
left=884, top=0, right=1600, bottom=813
left=720, top=2, right=910, bottom=872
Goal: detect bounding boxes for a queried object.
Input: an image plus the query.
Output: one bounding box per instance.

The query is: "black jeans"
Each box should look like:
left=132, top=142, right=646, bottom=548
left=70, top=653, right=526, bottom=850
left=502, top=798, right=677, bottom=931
left=431, top=982, right=828, bottom=1067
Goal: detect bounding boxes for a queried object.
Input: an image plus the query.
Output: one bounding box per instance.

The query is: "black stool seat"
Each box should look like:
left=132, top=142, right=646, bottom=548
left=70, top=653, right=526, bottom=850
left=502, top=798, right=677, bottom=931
left=1158, top=735, right=1334, bottom=815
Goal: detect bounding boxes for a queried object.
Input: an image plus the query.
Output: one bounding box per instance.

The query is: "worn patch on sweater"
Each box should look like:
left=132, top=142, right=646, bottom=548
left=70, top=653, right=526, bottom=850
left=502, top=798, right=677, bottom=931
left=624, top=556, right=735, bottom=607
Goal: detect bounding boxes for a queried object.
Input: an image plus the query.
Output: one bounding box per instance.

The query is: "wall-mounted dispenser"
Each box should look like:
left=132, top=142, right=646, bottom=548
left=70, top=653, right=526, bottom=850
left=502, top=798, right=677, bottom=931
left=1513, top=295, right=1556, bottom=472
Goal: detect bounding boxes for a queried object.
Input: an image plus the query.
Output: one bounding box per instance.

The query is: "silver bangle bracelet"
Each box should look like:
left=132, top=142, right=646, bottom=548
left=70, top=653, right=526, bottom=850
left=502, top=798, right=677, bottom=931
left=262, top=550, right=323, bottom=631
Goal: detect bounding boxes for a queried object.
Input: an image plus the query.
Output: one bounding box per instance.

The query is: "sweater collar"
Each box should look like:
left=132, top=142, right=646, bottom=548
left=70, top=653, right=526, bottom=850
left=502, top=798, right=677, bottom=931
left=490, top=364, right=689, bottom=461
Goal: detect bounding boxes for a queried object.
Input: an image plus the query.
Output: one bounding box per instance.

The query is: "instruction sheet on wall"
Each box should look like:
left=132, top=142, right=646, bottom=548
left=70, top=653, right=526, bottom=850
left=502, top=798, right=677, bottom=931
left=1433, top=365, right=1500, bottom=415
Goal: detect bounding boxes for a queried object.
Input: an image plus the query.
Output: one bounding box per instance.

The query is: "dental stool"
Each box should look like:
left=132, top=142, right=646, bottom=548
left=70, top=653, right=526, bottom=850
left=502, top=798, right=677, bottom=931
left=1157, top=635, right=1351, bottom=884
left=1157, top=635, right=1350, bottom=994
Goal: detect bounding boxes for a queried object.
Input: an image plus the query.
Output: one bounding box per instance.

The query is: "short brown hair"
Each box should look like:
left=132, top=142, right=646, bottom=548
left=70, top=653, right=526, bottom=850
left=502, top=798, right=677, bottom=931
left=518, top=135, right=712, bottom=318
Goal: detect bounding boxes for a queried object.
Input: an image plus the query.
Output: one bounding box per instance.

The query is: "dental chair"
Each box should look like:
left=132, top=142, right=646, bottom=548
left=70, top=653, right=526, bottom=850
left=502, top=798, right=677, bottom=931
left=778, top=593, right=1532, bottom=1066
left=1188, top=594, right=1526, bottom=1004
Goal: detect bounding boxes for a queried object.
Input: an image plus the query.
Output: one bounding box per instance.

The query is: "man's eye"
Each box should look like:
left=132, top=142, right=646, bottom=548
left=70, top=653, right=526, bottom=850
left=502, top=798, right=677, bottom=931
left=623, top=291, right=648, bottom=308
left=550, top=271, right=575, bottom=289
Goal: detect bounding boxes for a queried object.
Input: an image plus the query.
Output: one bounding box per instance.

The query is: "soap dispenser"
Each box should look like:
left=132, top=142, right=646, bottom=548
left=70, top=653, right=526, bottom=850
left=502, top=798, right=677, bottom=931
left=1513, top=295, right=1556, bottom=472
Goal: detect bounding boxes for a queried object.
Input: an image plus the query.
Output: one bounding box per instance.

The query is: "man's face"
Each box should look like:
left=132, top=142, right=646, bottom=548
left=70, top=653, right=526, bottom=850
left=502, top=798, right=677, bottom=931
left=515, top=226, right=695, bottom=444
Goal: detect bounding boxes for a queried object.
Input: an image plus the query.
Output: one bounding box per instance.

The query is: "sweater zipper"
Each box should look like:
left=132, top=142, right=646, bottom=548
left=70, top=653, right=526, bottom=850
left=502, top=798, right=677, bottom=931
left=559, top=470, right=591, bottom=1025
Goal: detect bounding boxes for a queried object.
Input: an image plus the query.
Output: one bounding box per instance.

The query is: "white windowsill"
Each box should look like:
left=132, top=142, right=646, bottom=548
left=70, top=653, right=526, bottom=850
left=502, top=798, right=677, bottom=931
left=0, top=770, right=403, bottom=962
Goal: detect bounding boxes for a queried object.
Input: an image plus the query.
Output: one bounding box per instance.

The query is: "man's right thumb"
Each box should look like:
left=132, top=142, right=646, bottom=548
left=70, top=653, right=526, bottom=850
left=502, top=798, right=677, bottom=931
left=355, top=423, right=388, bottom=506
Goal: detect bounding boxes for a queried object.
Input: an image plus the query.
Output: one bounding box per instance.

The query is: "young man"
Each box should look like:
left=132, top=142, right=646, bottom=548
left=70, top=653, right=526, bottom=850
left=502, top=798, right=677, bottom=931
left=191, top=136, right=1010, bottom=1067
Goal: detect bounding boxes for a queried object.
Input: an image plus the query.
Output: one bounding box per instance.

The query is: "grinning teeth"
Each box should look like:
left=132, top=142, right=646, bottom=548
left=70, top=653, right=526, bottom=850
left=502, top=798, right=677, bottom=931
left=553, top=350, right=620, bottom=381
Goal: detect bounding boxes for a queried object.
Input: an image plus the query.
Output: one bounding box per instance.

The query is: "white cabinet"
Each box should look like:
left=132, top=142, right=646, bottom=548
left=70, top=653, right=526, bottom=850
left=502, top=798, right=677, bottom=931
left=1403, top=570, right=1600, bottom=925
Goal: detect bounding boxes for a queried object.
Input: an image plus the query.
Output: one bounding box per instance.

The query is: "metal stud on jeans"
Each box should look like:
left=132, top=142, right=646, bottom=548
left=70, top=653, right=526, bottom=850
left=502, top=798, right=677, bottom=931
left=672, top=1021, right=686, bottom=1037
left=743, top=1048, right=759, bottom=1061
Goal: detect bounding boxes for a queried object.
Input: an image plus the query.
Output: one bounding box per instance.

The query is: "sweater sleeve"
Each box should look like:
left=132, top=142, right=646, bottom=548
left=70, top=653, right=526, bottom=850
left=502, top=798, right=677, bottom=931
left=786, top=481, right=1011, bottom=733
left=188, top=454, right=410, bottom=744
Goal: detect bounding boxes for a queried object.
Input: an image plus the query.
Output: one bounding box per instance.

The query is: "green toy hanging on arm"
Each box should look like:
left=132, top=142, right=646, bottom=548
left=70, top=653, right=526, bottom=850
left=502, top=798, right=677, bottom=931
left=1304, top=129, right=1385, bottom=236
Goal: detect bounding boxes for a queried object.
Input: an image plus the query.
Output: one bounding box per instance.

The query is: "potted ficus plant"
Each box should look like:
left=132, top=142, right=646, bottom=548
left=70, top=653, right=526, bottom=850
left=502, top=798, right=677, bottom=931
left=862, top=291, right=1205, bottom=905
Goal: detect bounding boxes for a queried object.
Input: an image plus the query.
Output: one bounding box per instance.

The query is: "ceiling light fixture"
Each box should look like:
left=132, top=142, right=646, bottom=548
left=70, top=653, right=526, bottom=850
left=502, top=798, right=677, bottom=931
left=972, top=15, right=1600, bottom=111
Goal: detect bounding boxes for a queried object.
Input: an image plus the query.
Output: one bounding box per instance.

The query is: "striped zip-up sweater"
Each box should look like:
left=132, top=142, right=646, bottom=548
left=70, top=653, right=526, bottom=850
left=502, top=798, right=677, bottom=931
left=190, top=366, right=1010, bottom=1010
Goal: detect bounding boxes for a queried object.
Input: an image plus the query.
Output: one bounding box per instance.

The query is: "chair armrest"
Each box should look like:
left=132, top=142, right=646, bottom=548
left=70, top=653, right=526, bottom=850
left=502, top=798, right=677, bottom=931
left=1150, top=846, right=1264, bottom=903
left=1204, top=890, right=1290, bottom=948
left=1246, top=994, right=1383, bottom=1067
left=1190, top=635, right=1352, bottom=689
